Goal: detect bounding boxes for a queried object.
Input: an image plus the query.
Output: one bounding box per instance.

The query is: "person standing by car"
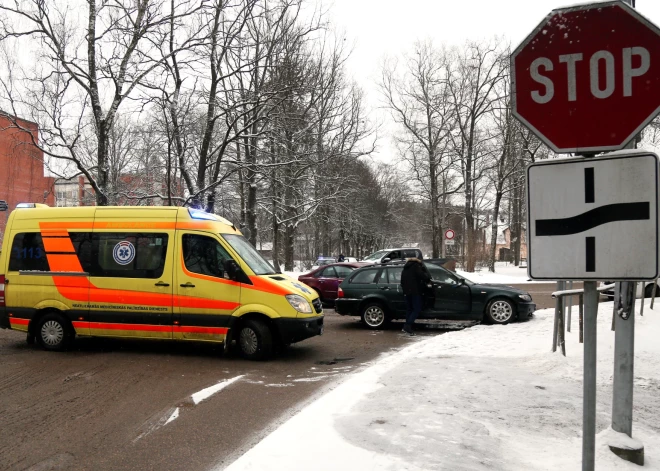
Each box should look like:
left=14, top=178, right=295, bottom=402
left=400, top=258, right=431, bottom=335
left=337, top=253, right=345, bottom=262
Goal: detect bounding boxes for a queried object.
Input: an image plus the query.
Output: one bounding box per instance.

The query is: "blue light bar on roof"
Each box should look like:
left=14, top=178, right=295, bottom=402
left=188, top=209, right=219, bottom=221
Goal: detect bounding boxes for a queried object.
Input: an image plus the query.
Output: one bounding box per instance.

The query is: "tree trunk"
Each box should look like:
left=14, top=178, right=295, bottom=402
left=272, top=220, right=280, bottom=272
left=96, top=122, right=109, bottom=206
left=512, top=179, right=521, bottom=266
left=489, top=191, right=503, bottom=272
left=284, top=224, right=295, bottom=271
left=430, top=151, right=439, bottom=258
left=464, top=134, right=475, bottom=272
left=245, top=125, right=258, bottom=245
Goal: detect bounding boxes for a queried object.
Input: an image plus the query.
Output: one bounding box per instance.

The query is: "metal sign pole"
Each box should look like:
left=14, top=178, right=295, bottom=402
left=611, top=281, right=644, bottom=463
left=567, top=281, right=573, bottom=332
left=582, top=281, right=599, bottom=471
left=609, top=0, right=643, bottom=452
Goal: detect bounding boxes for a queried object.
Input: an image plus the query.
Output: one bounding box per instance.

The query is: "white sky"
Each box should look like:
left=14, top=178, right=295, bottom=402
left=325, top=0, right=660, bottom=162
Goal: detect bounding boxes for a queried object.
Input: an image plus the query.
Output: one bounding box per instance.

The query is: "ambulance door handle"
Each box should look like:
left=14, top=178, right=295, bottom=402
left=180, top=282, right=195, bottom=288
left=155, top=281, right=170, bottom=287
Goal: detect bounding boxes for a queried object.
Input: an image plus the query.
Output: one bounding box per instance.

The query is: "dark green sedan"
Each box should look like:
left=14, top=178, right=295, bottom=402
left=334, top=262, right=536, bottom=329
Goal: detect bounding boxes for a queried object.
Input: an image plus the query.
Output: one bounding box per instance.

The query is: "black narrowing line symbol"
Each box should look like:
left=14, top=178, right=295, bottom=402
left=535, top=167, right=651, bottom=273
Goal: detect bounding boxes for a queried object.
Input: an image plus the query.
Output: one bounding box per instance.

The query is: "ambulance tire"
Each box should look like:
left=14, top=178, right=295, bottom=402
left=36, top=312, right=74, bottom=351
left=238, top=319, right=274, bottom=361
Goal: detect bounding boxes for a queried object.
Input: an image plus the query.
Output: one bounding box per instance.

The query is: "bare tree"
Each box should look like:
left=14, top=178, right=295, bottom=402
left=0, top=0, right=204, bottom=205
left=380, top=41, right=462, bottom=258
left=447, top=39, right=508, bottom=271
left=486, top=62, right=527, bottom=271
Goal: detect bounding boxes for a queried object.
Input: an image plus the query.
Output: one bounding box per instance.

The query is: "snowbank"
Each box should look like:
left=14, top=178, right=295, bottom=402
left=222, top=300, right=660, bottom=470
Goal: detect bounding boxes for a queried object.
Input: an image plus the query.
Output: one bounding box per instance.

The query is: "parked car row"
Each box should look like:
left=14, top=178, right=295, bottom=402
left=298, top=260, right=536, bottom=327
left=312, top=247, right=424, bottom=269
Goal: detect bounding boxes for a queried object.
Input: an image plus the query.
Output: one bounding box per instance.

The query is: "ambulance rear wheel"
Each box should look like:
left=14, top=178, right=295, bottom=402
left=36, top=313, right=74, bottom=351
left=238, top=319, right=273, bottom=361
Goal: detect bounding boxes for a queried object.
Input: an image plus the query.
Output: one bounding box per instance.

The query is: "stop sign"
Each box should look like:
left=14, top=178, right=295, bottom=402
left=512, top=1, right=660, bottom=153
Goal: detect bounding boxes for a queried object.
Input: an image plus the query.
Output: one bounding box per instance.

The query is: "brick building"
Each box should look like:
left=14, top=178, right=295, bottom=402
left=0, top=113, right=55, bottom=240
left=54, top=176, right=96, bottom=207
left=484, top=224, right=528, bottom=261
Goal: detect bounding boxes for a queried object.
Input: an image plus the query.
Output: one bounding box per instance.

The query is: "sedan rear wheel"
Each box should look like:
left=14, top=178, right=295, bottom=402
left=361, top=303, right=389, bottom=330
left=485, top=298, right=515, bottom=325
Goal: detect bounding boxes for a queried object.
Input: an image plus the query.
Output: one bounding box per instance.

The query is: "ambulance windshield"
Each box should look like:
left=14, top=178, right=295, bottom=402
left=222, top=234, right=277, bottom=275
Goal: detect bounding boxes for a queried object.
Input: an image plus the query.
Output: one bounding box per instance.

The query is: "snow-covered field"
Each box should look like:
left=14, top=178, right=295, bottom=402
left=457, top=261, right=541, bottom=284
left=222, top=301, right=660, bottom=471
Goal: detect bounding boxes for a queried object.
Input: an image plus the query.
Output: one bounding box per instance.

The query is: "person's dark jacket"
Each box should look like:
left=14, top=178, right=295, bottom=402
left=400, top=258, right=431, bottom=296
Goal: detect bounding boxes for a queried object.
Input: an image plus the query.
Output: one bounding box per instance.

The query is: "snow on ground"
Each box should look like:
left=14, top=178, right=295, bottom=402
left=222, top=300, right=660, bottom=471
left=457, top=261, right=542, bottom=284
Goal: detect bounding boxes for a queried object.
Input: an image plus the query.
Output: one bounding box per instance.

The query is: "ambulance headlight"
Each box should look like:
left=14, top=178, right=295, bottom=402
left=285, top=294, right=312, bottom=313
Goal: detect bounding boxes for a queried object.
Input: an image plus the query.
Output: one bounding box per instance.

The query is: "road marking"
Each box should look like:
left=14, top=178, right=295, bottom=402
left=192, top=375, right=244, bottom=405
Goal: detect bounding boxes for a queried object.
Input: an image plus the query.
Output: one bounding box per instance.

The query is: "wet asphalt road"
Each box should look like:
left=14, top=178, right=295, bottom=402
left=0, top=282, right=570, bottom=471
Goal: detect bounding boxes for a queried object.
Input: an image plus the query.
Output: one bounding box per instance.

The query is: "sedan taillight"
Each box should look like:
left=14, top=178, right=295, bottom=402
left=337, top=287, right=344, bottom=298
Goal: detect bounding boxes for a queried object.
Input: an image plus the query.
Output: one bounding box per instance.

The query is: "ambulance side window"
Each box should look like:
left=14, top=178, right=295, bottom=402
left=91, top=233, right=169, bottom=278
left=182, top=234, right=233, bottom=278
left=69, top=232, right=93, bottom=273
left=8, top=233, right=50, bottom=272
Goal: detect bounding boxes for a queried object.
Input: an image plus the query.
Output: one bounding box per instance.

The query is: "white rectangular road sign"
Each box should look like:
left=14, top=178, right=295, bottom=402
left=527, top=151, right=659, bottom=280
left=445, top=240, right=455, bottom=245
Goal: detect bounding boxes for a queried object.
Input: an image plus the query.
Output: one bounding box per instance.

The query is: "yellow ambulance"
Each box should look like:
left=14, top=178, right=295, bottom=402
left=0, top=204, right=323, bottom=360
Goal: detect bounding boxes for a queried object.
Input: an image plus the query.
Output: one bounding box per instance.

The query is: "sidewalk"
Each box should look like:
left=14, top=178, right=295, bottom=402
left=221, top=301, right=660, bottom=471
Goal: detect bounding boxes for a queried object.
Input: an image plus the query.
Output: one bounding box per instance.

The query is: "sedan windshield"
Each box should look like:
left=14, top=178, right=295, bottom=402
left=363, top=250, right=388, bottom=261
left=222, top=234, right=277, bottom=275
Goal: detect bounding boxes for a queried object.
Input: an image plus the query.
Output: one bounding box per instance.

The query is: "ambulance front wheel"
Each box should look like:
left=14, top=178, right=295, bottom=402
left=36, top=312, right=74, bottom=351
left=237, top=319, right=274, bottom=361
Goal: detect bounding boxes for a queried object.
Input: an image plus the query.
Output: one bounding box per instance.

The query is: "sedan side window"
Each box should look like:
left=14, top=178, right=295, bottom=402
left=350, top=269, right=378, bottom=284
left=387, top=267, right=403, bottom=284
left=334, top=266, right=354, bottom=278
left=388, top=251, right=402, bottom=260
left=321, top=266, right=338, bottom=278
left=427, top=265, right=457, bottom=284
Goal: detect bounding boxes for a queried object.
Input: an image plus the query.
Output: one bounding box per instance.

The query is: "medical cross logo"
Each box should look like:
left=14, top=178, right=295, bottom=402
left=291, top=281, right=312, bottom=295
left=113, top=241, right=136, bottom=266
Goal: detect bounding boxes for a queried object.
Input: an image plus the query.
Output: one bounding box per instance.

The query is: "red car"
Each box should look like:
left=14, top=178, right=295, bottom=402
left=298, top=262, right=367, bottom=305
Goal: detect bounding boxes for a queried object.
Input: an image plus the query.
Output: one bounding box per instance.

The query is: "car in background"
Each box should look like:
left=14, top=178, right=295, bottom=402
left=599, top=280, right=660, bottom=300
left=312, top=256, right=338, bottom=270
left=298, top=262, right=368, bottom=306
left=335, top=262, right=536, bottom=329
left=361, top=248, right=423, bottom=264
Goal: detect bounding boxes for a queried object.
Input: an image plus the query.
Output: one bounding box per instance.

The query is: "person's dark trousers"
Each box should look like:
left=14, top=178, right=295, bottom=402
left=404, top=294, right=423, bottom=331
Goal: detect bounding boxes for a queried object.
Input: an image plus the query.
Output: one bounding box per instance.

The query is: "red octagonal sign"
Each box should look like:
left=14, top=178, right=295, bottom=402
left=512, top=1, right=660, bottom=153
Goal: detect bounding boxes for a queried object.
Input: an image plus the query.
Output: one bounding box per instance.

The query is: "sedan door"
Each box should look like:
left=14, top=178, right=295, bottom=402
left=379, top=267, right=406, bottom=317
left=317, top=266, right=340, bottom=300
left=426, top=265, right=471, bottom=318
